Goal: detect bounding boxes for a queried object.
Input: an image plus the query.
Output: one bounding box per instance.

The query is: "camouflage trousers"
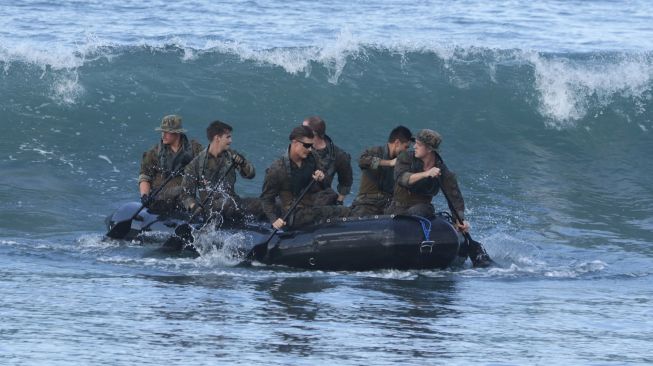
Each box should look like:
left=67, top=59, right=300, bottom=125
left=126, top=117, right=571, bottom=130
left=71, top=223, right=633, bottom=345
left=289, top=205, right=351, bottom=229
left=202, top=195, right=266, bottom=224
left=312, top=188, right=339, bottom=206
left=148, top=185, right=184, bottom=214
left=349, top=194, right=391, bottom=217
left=384, top=202, right=435, bottom=218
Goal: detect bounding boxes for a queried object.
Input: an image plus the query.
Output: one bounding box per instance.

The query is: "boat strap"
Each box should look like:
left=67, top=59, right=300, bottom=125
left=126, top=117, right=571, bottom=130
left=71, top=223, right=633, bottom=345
left=413, top=215, right=432, bottom=241
left=414, top=215, right=435, bottom=254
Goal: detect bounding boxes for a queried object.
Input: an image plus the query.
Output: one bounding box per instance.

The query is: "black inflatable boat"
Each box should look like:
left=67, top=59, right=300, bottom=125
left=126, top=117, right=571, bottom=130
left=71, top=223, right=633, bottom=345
left=105, top=202, right=467, bottom=270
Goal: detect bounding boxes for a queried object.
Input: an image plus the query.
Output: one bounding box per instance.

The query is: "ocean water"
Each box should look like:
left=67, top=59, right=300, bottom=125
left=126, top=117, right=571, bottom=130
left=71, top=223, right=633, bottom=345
left=1, top=1, right=653, bottom=364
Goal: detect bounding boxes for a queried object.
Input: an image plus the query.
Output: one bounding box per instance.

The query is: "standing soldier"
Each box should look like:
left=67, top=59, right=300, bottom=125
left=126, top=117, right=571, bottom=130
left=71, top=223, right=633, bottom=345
left=302, top=116, right=353, bottom=206
left=261, top=125, right=350, bottom=230
left=139, top=115, right=203, bottom=213
left=350, top=126, right=413, bottom=217
left=181, top=120, right=255, bottom=224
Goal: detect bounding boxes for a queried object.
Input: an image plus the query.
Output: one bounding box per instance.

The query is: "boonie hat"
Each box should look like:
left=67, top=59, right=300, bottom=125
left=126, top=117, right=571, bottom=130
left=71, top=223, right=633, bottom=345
left=155, top=115, right=186, bottom=133
left=415, top=129, right=442, bottom=151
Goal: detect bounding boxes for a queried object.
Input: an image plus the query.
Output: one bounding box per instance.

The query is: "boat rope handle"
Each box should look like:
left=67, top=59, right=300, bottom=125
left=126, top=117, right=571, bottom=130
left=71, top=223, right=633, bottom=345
left=413, top=215, right=432, bottom=241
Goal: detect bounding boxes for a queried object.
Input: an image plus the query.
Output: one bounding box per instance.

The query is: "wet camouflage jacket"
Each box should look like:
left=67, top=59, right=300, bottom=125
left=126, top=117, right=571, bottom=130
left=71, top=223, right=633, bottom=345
left=392, top=150, right=465, bottom=220
left=354, top=144, right=396, bottom=199
left=313, top=135, right=353, bottom=196
left=181, top=148, right=255, bottom=209
left=260, top=149, right=326, bottom=223
left=138, top=134, right=203, bottom=190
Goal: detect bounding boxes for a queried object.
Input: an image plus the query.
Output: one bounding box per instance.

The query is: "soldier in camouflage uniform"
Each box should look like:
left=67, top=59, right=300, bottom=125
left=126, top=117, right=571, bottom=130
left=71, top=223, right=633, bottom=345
left=139, top=115, right=203, bottom=213
left=181, top=120, right=256, bottom=223
left=261, top=125, right=350, bottom=230
left=302, top=116, right=353, bottom=206
left=349, top=126, right=413, bottom=217
left=385, top=129, right=470, bottom=233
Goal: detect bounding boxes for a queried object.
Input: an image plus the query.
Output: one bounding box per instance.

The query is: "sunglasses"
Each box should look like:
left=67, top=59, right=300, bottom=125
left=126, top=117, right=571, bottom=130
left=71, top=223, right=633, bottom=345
left=296, top=140, right=313, bottom=149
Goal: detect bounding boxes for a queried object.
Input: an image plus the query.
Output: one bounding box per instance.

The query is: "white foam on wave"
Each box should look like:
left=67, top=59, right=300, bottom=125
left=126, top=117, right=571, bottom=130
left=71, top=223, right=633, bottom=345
left=3, top=32, right=651, bottom=126
left=203, top=28, right=365, bottom=84
left=527, top=52, right=653, bottom=128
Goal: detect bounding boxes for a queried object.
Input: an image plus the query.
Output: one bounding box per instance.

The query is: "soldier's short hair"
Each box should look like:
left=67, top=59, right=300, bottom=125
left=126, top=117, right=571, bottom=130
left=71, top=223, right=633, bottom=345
left=303, top=116, right=326, bottom=138
left=289, top=125, right=315, bottom=141
left=206, top=120, right=233, bottom=141
left=388, top=125, right=413, bottom=143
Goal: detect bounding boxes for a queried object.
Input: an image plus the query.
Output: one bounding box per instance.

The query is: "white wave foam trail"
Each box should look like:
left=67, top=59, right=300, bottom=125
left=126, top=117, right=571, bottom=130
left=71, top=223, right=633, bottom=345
left=528, top=52, right=653, bottom=128
left=204, top=28, right=365, bottom=84
left=3, top=32, right=652, bottom=126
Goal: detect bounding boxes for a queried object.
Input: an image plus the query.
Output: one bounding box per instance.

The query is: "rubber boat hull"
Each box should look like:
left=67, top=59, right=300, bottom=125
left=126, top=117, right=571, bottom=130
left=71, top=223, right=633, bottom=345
left=258, top=215, right=465, bottom=271
left=105, top=202, right=467, bottom=270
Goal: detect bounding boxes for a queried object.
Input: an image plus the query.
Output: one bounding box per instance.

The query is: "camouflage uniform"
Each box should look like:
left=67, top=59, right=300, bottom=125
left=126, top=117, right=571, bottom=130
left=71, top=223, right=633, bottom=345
left=385, top=150, right=465, bottom=220
left=350, top=145, right=395, bottom=217
left=139, top=134, right=203, bottom=212
left=260, top=149, right=350, bottom=229
left=311, top=135, right=353, bottom=206
left=181, top=148, right=256, bottom=222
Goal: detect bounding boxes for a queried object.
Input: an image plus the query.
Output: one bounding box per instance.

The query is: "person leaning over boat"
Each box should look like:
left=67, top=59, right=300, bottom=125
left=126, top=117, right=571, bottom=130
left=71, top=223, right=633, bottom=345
left=302, top=116, right=353, bottom=206
left=181, top=120, right=256, bottom=223
left=349, top=125, right=414, bottom=217
left=385, top=129, right=470, bottom=233
left=261, top=125, right=350, bottom=230
left=138, top=115, right=203, bottom=213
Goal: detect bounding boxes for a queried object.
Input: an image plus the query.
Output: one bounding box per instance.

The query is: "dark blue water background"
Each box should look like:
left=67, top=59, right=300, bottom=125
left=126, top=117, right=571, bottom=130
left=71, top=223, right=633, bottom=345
left=1, top=1, right=652, bottom=364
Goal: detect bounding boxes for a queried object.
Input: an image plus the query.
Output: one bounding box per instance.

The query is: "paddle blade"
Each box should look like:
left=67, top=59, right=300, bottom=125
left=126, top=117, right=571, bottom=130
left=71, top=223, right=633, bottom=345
left=174, top=223, right=194, bottom=243
left=158, top=236, right=200, bottom=256
left=105, top=220, right=132, bottom=239
left=246, top=242, right=267, bottom=261
left=160, top=236, right=186, bottom=252
left=465, top=235, right=494, bottom=268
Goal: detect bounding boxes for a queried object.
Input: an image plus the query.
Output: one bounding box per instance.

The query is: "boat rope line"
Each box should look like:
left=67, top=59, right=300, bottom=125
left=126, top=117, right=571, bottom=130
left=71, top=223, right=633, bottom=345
left=413, top=215, right=432, bottom=241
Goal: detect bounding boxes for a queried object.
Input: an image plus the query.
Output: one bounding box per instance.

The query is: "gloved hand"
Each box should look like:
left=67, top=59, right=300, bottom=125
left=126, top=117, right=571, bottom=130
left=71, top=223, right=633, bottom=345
left=232, top=152, right=245, bottom=166
left=140, top=193, right=152, bottom=207
left=189, top=202, right=204, bottom=217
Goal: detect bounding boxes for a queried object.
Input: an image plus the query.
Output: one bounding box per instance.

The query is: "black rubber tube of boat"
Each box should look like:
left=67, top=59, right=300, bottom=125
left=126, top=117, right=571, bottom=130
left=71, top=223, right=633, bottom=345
left=246, top=179, right=316, bottom=261
left=433, top=150, right=494, bottom=267
left=106, top=168, right=184, bottom=239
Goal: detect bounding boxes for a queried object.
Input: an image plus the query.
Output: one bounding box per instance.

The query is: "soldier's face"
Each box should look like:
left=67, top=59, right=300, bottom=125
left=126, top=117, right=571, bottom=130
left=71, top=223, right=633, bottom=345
left=214, top=132, right=232, bottom=151
left=391, top=139, right=411, bottom=157
left=161, top=131, right=181, bottom=146
left=292, top=138, right=314, bottom=159
left=414, top=140, right=430, bottom=159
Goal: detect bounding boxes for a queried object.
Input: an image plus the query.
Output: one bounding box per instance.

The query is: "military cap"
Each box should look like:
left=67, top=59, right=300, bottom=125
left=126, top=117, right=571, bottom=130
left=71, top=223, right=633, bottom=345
left=155, top=115, right=186, bottom=133
left=415, top=129, right=442, bottom=151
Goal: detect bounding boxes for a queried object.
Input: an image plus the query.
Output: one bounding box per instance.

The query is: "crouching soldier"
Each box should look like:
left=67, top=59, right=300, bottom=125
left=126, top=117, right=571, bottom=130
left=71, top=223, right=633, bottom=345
left=302, top=116, right=353, bottom=206
left=261, top=125, right=350, bottom=230
left=181, top=120, right=256, bottom=224
left=350, top=125, right=413, bottom=217
left=139, top=115, right=203, bottom=213
left=385, top=129, right=470, bottom=233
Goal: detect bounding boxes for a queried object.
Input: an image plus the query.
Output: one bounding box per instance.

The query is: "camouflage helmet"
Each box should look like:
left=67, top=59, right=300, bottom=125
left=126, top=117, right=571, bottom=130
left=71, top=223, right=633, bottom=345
left=415, top=129, right=442, bottom=151
left=155, top=115, right=186, bottom=134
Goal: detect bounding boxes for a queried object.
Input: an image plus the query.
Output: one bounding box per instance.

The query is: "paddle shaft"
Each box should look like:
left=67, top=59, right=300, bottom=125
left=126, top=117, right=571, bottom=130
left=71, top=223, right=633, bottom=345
left=184, top=159, right=238, bottom=224
left=432, top=150, right=492, bottom=264
left=172, top=158, right=239, bottom=242
left=138, top=170, right=182, bottom=210
left=250, top=179, right=316, bottom=257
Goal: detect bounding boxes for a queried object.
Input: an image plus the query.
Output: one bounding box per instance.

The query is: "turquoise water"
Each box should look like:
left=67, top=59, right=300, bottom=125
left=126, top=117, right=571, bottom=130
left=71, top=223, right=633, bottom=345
left=1, top=1, right=652, bottom=364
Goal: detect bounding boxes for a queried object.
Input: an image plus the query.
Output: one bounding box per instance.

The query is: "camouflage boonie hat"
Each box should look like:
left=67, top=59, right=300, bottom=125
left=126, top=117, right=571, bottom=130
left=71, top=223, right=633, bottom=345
left=415, top=129, right=442, bottom=151
left=155, top=115, right=186, bottom=133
